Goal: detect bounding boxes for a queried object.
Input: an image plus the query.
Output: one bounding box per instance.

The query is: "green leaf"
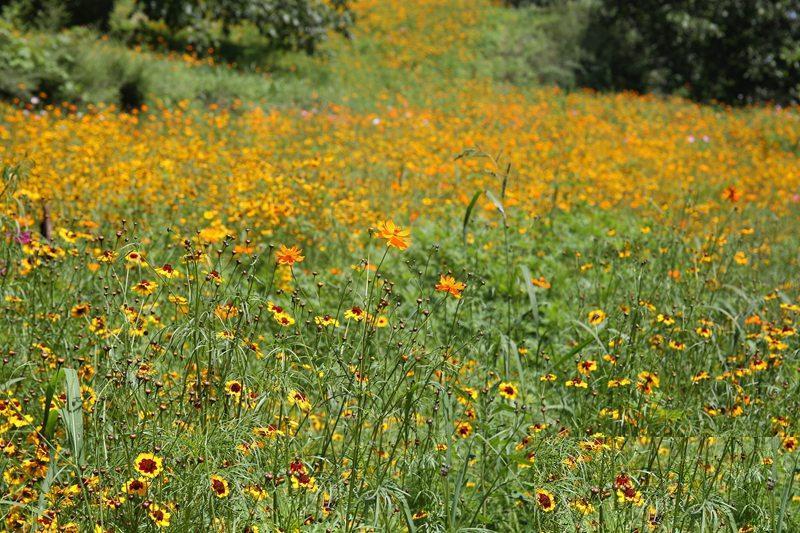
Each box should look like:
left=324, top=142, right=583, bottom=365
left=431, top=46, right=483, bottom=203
left=462, top=190, right=482, bottom=245
left=61, top=368, right=85, bottom=466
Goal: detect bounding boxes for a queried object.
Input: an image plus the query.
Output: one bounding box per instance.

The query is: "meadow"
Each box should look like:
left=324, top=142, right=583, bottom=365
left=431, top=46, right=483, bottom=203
left=1, top=0, right=800, bottom=531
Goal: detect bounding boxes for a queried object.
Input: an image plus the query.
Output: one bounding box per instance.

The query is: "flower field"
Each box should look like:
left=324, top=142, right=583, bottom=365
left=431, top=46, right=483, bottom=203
left=1, top=0, right=800, bottom=531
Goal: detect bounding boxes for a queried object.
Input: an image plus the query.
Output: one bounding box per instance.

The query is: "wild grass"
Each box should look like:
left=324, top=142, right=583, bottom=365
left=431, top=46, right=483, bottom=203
left=0, top=0, right=799, bottom=531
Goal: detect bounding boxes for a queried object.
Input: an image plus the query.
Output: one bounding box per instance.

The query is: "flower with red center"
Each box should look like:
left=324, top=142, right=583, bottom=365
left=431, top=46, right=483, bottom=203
left=344, top=306, right=365, bottom=321
left=132, top=280, right=158, bottom=296
left=577, top=360, right=597, bottom=375
left=535, top=488, right=556, bottom=512
left=498, top=382, right=518, bottom=400
left=374, top=220, right=411, bottom=250
left=148, top=503, right=171, bottom=527
left=210, top=474, right=230, bottom=498
left=782, top=435, right=798, bottom=452
left=455, top=421, right=473, bottom=438
left=291, top=472, right=317, bottom=491
left=435, top=275, right=466, bottom=299
left=155, top=263, right=180, bottom=279
left=121, top=477, right=149, bottom=496
left=275, top=245, right=304, bottom=266
left=225, top=380, right=243, bottom=397
left=133, top=453, right=163, bottom=478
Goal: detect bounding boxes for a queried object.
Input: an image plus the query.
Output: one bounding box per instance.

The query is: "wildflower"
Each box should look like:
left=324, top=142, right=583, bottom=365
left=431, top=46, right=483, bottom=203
left=455, top=421, right=473, bottom=438
left=276, top=245, right=304, bottom=266
left=155, top=263, right=181, bottom=278
left=498, top=382, right=518, bottom=400
left=535, top=489, right=556, bottom=512
left=637, top=372, right=660, bottom=394
left=288, top=390, right=311, bottom=412
left=210, top=475, right=230, bottom=498
left=315, top=314, right=340, bottom=327
left=782, top=436, right=798, bottom=452
left=374, top=220, right=411, bottom=250
left=121, top=477, right=148, bottom=497
left=722, top=185, right=741, bottom=202
left=531, top=276, right=551, bottom=289
left=435, top=275, right=466, bottom=298
left=577, top=360, right=597, bottom=375
left=344, top=306, right=366, bottom=321
left=225, top=380, right=243, bottom=398
left=70, top=303, right=91, bottom=318
left=588, top=309, right=606, bottom=326
left=148, top=503, right=171, bottom=527
left=291, top=472, right=317, bottom=491
left=132, top=280, right=158, bottom=296
left=125, top=251, right=147, bottom=267
left=133, top=453, right=163, bottom=478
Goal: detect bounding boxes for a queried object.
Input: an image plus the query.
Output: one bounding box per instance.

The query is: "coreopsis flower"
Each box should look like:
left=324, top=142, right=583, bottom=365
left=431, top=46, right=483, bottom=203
left=455, top=421, right=473, bottom=438
left=288, top=390, right=311, bottom=412
left=274, top=312, right=295, bottom=327
left=374, top=220, right=410, bottom=250
left=133, top=453, right=163, bottom=478
left=125, top=251, right=147, bottom=267
left=637, top=371, right=660, bottom=394
left=121, top=477, right=148, bottom=497
left=225, top=380, right=243, bottom=398
left=535, top=489, right=556, bottom=512
left=70, top=303, right=91, bottom=318
left=291, top=472, right=317, bottom=491
left=344, top=306, right=366, bottom=321
left=210, top=475, right=230, bottom=498
left=435, top=275, right=466, bottom=298
left=588, top=309, right=607, bottom=326
left=577, top=360, right=597, bottom=375
left=132, top=280, right=158, bottom=296
left=148, top=503, right=171, bottom=527
left=782, top=435, right=798, bottom=452
left=276, top=244, right=304, bottom=266
left=155, top=263, right=181, bottom=278
left=314, top=315, right=340, bottom=327
left=498, top=382, right=518, bottom=400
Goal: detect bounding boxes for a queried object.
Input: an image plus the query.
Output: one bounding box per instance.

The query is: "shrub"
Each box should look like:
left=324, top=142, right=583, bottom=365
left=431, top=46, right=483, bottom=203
left=502, top=0, right=800, bottom=105
left=134, top=0, right=354, bottom=53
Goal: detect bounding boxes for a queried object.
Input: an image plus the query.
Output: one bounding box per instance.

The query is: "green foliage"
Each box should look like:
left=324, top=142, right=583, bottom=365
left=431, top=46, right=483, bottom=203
left=0, top=22, right=149, bottom=107
left=0, top=0, right=114, bottom=30
left=479, top=1, right=588, bottom=87
left=500, top=0, right=800, bottom=105
left=134, top=0, right=354, bottom=53
left=580, top=0, right=800, bottom=104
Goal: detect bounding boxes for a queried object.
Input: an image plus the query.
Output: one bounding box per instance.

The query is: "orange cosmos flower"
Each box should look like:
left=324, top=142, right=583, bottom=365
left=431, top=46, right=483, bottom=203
left=435, top=275, right=466, bottom=298
left=722, top=185, right=741, bottom=203
left=374, top=220, right=411, bottom=250
left=276, top=245, right=304, bottom=266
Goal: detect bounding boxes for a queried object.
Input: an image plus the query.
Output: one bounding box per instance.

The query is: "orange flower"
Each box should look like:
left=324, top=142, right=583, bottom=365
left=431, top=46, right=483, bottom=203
left=435, top=275, right=466, bottom=298
left=722, top=185, right=741, bottom=202
left=374, top=220, right=410, bottom=250
left=276, top=245, right=304, bottom=266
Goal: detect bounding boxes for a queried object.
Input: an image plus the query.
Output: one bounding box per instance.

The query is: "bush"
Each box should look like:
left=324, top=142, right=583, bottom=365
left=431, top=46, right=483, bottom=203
left=502, top=0, right=800, bottom=105
left=580, top=1, right=800, bottom=104
left=0, top=0, right=114, bottom=30
left=0, top=22, right=148, bottom=108
left=134, top=0, right=354, bottom=53
left=479, top=1, right=588, bottom=87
